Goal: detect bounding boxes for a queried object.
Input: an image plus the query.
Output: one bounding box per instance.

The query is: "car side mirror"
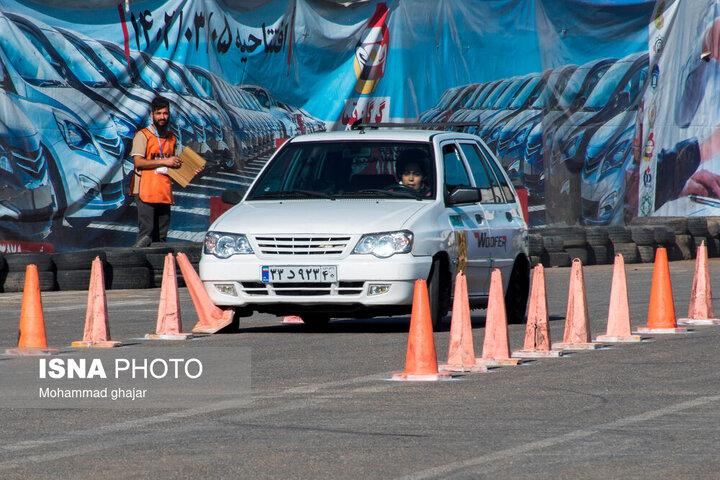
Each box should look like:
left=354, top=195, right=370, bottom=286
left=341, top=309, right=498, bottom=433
left=446, top=187, right=481, bottom=205
left=221, top=188, right=247, bottom=205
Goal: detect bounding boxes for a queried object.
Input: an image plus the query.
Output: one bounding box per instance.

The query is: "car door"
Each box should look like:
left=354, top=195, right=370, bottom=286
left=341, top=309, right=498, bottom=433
left=458, top=141, right=524, bottom=282
left=441, top=141, right=491, bottom=296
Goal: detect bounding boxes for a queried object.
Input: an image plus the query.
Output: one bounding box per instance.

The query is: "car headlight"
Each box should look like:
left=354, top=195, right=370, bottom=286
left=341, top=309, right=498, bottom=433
left=0, top=144, right=12, bottom=174
left=54, top=112, right=99, bottom=156
left=601, top=139, right=631, bottom=175
left=109, top=113, right=135, bottom=139
left=511, top=127, right=530, bottom=147
left=565, top=134, right=582, bottom=158
left=598, top=190, right=618, bottom=219
left=204, top=231, right=253, bottom=258
left=353, top=231, right=413, bottom=258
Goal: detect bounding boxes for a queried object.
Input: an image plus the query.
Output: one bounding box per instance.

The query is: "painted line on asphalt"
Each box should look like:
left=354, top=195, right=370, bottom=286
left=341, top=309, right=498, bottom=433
left=397, top=394, right=720, bottom=479
left=0, top=371, right=395, bottom=468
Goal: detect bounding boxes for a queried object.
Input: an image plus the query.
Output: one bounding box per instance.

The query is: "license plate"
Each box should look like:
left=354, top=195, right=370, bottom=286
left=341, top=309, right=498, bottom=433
left=261, top=266, right=337, bottom=283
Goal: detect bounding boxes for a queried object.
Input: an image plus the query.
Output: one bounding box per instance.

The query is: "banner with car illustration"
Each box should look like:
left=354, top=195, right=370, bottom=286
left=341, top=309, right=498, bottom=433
left=0, top=0, right=713, bottom=251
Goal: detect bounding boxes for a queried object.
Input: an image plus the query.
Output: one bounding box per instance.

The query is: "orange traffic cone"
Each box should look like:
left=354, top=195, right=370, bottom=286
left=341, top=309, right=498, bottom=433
left=678, top=241, right=719, bottom=325
left=596, top=254, right=642, bottom=342
left=5, top=265, right=58, bottom=355
left=392, top=279, right=451, bottom=380
left=146, top=254, right=192, bottom=340
left=439, top=272, right=488, bottom=372
left=476, top=269, right=521, bottom=366
left=72, top=257, right=122, bottom=347
left=512, top=264, right=562, bottom=358
left=176, top=252, right=235, bottom=334
left=553, top=258, right=600, bottom=350
left=283, top=316, right=305, bottom=324
left=638, top=247, right=688, bottom=333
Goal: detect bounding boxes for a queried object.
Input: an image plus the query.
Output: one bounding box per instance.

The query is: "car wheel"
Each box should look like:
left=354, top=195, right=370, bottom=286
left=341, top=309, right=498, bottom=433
left=426, top=257, right=448, bottom=331
left=302, top=315, right=330, bottom=328
left=505, top=258, right=529, bottom=324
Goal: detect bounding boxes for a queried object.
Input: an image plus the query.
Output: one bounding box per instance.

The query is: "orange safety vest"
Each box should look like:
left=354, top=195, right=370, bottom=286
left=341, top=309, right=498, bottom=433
left=133, top=127, right=176, bottom=204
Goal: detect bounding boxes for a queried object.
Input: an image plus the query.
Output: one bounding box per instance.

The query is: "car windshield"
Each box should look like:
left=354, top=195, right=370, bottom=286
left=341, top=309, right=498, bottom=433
left=479, top=80, right=509, bottom=108
left=247, top=141, right=436, bottom=200
left=34, top=28, right=108, bottom=87
left=509, top=76, right=541, bottom=109
left=0, top=17, right=65, bottom=86
left=583, top=59, right=633, bottom=111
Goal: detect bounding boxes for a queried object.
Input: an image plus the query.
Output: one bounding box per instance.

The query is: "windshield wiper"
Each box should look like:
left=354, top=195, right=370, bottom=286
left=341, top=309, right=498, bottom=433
left=249, top=190, right=333, bottom=200
left=335, top=189, right=419, bottom=199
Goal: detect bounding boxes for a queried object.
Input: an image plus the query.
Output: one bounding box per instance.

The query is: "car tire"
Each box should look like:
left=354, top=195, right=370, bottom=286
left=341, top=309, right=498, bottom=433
left=505, top=258, right=529, bottom=324
left=302, top=314, right=330, bottom=328
left=107, top=266, right=151, bottom=290
left=3, top=271, right=56, bottom=292
left=6, top=253, right=54, bottom=272
left=52, top=250, right=107, bottom=271
left=426, top=257, right=448, bottom=331
left=56, top=270, right=93, bottom=291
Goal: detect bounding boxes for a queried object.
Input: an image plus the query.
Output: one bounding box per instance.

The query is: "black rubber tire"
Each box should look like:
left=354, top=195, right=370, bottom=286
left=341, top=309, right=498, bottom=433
left=169, top=242, right=203, bottom=264
left=302, top=314, right=331, bottom=328
left=426, top=257, right=448, bottom=331
left=107, top=266, right=151, bottom=290
left=563, top=232, right=587, bottom=248
left=52, top=249, right=107, bottom=271
left=653, top=227, right=675, bottom=245
left=104, top=248, right=150, bottom=268
left=5, top=252, right=54, bottom=272
left=505, top=259, right=529, bottom=324
left=588, top=245, right=610, bottom=265
left=585, top=227, right=609, bottom=246
left=545, top=251, right=570, bottom=267
left=630, top=227, right=656, bottom=246
left=607, top=227, right=632, bottom=243
left=612, top=242, right=638, bottom=264
left=687, top=217, right=709, bottom=237
left=673, top=234, right=694, bottom=260
left=542, top=235, right=564, bottom=253
left=56, top=269, right=93, bottom=291
left=565, top=247, right=590, bottom=265
left=637, top=245, right=656, bottom=264
left=3, top=271, right=56, bottom=292
left=528, top=234, right=544, bottom=256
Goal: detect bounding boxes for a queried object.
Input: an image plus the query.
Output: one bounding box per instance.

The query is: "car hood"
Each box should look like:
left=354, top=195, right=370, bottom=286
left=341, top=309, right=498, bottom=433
left=213, top=200, right=431, bottom=235
left=45, top=88, right=115, bottom=132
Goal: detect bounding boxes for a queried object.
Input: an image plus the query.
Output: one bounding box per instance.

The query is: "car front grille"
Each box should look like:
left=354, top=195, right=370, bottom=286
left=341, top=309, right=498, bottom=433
left=240, top=281, right=364, bottom=296
left=254, top=236, right=352, bottom=255
left=95, top=135, right=123, bottom=158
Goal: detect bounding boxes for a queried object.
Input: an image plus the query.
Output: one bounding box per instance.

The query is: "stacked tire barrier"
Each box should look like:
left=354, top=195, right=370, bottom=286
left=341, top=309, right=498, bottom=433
left=0, top=242, right=204, bottom=292
left=529, top=216, right=720, bottom=268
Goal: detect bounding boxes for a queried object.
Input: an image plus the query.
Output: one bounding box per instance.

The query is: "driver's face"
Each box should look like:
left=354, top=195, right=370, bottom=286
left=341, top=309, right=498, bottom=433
left=401, top=161, right=424, bottom=190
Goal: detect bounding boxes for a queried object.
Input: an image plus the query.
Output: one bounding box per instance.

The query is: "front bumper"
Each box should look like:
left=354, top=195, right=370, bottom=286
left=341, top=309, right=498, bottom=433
left=199, top=254, right=434, bottom=315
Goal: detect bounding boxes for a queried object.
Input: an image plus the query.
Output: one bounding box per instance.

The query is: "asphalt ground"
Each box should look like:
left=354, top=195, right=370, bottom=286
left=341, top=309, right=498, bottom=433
left=1, top=258, right=720, bottom=479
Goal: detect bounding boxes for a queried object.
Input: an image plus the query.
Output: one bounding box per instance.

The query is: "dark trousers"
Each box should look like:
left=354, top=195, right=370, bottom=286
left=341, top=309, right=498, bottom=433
left=136, top=197, right=171, bottom=243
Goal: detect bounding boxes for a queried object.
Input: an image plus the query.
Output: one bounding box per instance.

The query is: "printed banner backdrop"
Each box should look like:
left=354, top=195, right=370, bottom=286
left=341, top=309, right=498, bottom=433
left=0, top=0, right=710, bottom=251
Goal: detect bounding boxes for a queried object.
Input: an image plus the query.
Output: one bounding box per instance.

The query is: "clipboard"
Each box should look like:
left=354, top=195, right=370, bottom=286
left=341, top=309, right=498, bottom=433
left=169, top=147, right=206, bottom=187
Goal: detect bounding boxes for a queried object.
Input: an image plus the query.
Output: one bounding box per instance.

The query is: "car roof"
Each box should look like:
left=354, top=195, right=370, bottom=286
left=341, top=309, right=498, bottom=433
left=287, top=129, right=482, bottom=143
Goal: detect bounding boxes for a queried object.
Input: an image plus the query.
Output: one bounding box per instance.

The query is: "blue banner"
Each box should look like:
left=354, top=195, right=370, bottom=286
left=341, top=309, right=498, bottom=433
left=2, top=0, right=700, bottom=251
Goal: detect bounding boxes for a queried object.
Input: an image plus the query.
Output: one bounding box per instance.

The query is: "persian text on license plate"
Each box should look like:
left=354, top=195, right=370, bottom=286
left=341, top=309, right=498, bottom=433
left=261, top=266, right=337, bottom=283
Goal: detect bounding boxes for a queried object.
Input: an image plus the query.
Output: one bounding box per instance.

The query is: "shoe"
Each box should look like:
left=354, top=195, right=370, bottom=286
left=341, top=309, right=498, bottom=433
left=133, top=235, right=151, bottom=248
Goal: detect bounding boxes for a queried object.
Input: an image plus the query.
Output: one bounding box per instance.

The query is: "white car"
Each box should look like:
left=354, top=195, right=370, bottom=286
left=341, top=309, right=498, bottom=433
left=200, top=128, right=530, bottom=328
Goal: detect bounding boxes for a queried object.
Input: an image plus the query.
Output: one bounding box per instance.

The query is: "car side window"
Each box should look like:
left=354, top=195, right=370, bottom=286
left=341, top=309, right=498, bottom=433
left=476, top=143, right=516, bottom=203
left=443, top=143, right=471, bottom=191
left=459, top=143, right=503, bottom=203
